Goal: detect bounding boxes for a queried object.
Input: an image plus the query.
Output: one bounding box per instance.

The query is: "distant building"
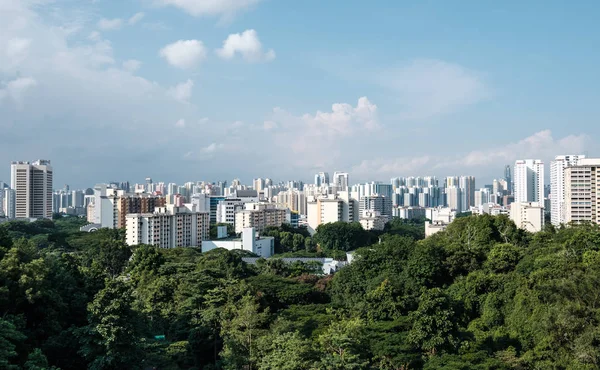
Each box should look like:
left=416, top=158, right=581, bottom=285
left=565, top=158, right=600, bottom=224
left=425, top=220, right=449, bottom=237
left=550, top=155, right=585, bottom=226
left=2, top=189, right=15, bottom=219
left=514, top=159, right=544, bottom=203
left=306, top=192, right=358, bottom=234
left=125, top=203, right=209, bottom=248
left=202, top=228, right=274, bottom=258
left=510, top=202, right=544, bottom=232
left=10, top=160, right=53, bottom=219
left=234, top=203, right=289, bottom=234
left=359, top=210, right=389, bottom=231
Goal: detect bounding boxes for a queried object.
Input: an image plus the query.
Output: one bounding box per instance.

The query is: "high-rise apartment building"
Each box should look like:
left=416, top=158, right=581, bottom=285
left=459, top=176, right=476, bottom=210
left=314, top=172, right=330, bottom=187
left=234, top=203, right=289, bottom=234
left=253, top=178, right=265, bottom=192
left=2, top=189, right=15, bottom=218
left=514, top=159, right=544, bottom=204
left=333, top=172, right=349, bottom=191
left=359, top=195, right=392, bottom=218
left=306, top=193, right=358, bottom=234
left=10, top=160, right=53, bottom=219
left=564, top=158, right=600, bottom=224
left=504, top=165, right=512, bottom=194
left=550, top=155, right=585, bottom=226
left=126, top=204, right=209, bottom=248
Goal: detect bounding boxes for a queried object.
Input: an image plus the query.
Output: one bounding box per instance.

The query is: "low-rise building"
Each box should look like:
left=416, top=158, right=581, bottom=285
left=202, top=228, right=274, bottom=258
left=510, top=202, right=544, bottom=232
left=359, top=210, right=389, bottom=231
left=425, top=220, right=449, bottom=237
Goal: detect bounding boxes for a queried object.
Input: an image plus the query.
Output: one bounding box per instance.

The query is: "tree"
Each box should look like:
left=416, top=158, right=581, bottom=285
left=316, top=317, right=369, bottom=369
left=255, top=331, right=315, bottom=370
left=220, top=294, right=269, bottom=370
left=408, top=288, right=459, bottom=356
left=24, top=348, right=50, bottom=370
left=79, top=279, right=142, bottom=370
left=0, top=318, right=25, bottom=370
left=313, top=222, right=372, bottom=252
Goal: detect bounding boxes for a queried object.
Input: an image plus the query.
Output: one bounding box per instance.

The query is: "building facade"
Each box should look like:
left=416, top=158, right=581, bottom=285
left=510, top=202, right=544, bottom=232
left=514, top=159, right=544, bottom=204
left=10, top=160, right=53, bottom=219
left=550, top=155, right=585, bottom=226
left=125, top=204, right=209, bottom=248
left=565, top=158, right=600, bottom=224
left=234, top=203, right=289, bottom=234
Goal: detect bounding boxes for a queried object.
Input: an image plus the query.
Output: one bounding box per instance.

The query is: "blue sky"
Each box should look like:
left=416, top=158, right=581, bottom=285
left=1, top=0, right=598, bottom=188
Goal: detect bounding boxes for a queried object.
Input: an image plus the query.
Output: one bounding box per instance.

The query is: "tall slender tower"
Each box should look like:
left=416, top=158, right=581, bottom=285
left=514, top=159, right=544, bottom=204
left=10, top=160, right=53, bottom=219
left=504, top=165, right=512, bottom=194
left=551, top=155, right=585, bottom=226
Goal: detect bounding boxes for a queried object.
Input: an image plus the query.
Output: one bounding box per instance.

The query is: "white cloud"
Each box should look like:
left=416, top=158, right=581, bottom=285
left=175, top=118, right=186, bottom=127
left=0, top=77, right=37, bottom=107
left=167, top=79, right=194, bottom=102
left=202, top=142, right=224, bottom=153
left=263, top=120, right=277, bottom=130
left=97, top=18, right=123, bottom=30
left=351, top=130, right=591, bottom=180
left=159, top=40, right=207, bottom=69
left=445, top=130, right=590, bottom=169
left=122, top=59, right=141, bottom=72
left=0, top=1, right=209, bottom=184
left=216, top=29, right=275, bottom=62
left=265, top=97, right=379, bottom=169
left=128, top=12, right=145, bottom=25
left=6, top=38, right=31, bottom=60
left=88, top=31, right=102, bottom=41
left=156, top=0, right=262, bottom=18
left=376, top=59, right=488, bottom=120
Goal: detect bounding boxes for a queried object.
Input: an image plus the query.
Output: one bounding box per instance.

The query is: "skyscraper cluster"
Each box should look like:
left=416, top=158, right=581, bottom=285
left=3, top=153, right=600, bottom=248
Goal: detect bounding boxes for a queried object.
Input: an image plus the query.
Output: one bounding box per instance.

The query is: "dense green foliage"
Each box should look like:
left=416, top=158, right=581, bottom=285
left=2, top=214, right=600, bottom=369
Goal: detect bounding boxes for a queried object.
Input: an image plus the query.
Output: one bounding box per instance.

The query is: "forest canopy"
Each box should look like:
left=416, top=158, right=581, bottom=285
left=1, top=214, right=600, bottom=369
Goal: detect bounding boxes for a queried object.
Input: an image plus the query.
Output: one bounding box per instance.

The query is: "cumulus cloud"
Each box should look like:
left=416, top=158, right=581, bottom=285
left=122, top=59, right=142, bottom=72
left=160, top=40, right=207, bottom=69
left=167, top=79, right=194, bottom=103
left=0, top=77, right=37, bottom=108
left=376, top=59, right=488, bottom=120
left=216, top=29, right=275, bottom=62
left=128, top=12, right=145, bottom=25
left=156, top=0, right=262, bottom=18
left=264, top=97, right=379, bottom=169
left=6, top=38, right=31, bottom=60
left=97, top=18, right=123, bottom=30
left=202, top=142, right=224, bottom=153
left=0, top=1, right=208, bottom=185
left=175, top=118, right=186, bottom=127
left=351, top=130, right=591, bottom=180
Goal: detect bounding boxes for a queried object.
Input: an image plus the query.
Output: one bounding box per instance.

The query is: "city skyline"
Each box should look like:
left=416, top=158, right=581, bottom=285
left=1, top=1, right=598, bottom=187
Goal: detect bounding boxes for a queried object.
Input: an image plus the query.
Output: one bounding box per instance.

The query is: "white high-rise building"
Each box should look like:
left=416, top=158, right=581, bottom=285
left=333, top=172, right=349, bottom=191
left=550, top=155, right=585, bottom=226
left=253, top=178, right=265, bottom=192
left=125, top=204, right=209, bottom=248
left=514, top=159, right=544, bottom=204
left=10, top=160, right=53, bottom=219
left=2, top=189, right=16, bottom=219
left=565, top=158, right=600, bottom=225
left=314, top=172, right=330, bottom=187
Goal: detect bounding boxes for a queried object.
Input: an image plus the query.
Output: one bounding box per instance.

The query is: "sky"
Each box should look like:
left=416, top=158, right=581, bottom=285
left=1, top=0, right=599, bottom=189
